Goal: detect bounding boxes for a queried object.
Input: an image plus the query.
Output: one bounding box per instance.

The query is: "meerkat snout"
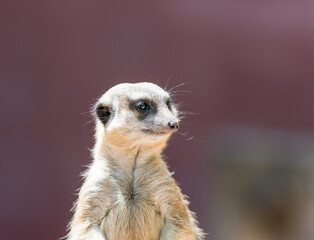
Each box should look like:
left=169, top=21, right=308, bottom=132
left=168, top=121, right=179, bottom=131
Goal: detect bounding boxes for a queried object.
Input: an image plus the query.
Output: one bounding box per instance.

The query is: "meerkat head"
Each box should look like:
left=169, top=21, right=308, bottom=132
left=94, top=82, right=180, bottom=148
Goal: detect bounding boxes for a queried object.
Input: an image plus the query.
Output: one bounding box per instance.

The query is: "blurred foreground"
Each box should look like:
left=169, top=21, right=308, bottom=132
left=206, top=127, right=314, bottom=240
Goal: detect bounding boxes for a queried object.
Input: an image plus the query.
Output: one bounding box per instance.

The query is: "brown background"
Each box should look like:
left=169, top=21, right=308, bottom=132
left=1, top=1, right=314, bottom=239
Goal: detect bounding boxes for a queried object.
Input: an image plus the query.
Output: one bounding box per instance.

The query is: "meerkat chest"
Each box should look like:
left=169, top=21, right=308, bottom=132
left=102, top=164, right=164, bottom=240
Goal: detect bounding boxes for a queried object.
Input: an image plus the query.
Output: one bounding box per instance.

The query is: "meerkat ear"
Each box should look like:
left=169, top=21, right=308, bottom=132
left=96, top=104, right=112, bottom=125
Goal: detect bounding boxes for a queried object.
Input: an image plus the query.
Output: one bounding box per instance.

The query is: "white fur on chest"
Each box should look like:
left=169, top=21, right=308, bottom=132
left=102, top=195, right=163, bottom=240
left=102, top=158, right=163, bottom=240
left=89, top=157, right=167, bottom=240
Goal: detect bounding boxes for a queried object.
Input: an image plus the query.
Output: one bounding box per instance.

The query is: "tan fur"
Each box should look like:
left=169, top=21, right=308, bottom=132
left=66, top=82, right=204, bottom=240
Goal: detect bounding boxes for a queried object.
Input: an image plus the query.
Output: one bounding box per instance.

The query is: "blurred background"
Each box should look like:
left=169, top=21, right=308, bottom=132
left=1, top=0, right=314, bottom=239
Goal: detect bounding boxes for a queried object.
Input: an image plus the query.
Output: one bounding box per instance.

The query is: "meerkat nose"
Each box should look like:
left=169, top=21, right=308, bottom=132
left=168, top=121, right=179, bottom=131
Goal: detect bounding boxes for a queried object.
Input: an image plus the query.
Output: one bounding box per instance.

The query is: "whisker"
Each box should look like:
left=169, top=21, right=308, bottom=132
left=174, top=102, right=188, bottom=108
left=185, top=136, right=195, bottom=141
left=168, top=82, right=188, bottom=93
left=164, top=75, right=173, bottom=91
left=82, top=120, right=93, bottom=126
left=176, top=131, right=204, bottom=142
left=153, top=79, right=160, bottom=85
left=177, top=131, right=188, bottom=136
left=169, top=93, right=185, bottom=98
left=81, top=111, right=92, bottom=116
left=171, top=90, right=191, bottom=94
left=179, top=111, right=199, bottom=116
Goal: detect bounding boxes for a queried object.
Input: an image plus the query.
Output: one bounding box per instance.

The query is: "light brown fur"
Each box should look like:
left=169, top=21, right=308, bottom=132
left=66, top=82, right=204, bottom=240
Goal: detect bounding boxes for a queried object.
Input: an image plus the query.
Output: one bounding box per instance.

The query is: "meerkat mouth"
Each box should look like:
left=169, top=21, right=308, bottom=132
left=142, top=129, right=171, bottom=135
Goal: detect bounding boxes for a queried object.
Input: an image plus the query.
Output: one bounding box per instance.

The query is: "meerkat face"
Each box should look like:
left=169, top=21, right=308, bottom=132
left=95, top=82, right=179, bottom=145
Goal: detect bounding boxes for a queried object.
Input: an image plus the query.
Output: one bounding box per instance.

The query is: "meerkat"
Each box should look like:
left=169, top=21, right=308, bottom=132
left=66, top=82, right=204, bottom=240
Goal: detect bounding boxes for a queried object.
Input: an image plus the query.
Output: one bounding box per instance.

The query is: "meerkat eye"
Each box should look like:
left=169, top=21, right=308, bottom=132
left=136, top=101, right=150, bottom=111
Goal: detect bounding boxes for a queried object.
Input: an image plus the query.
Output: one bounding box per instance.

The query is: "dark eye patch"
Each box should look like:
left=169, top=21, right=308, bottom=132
left=130, top=98, right=156, bottom=120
